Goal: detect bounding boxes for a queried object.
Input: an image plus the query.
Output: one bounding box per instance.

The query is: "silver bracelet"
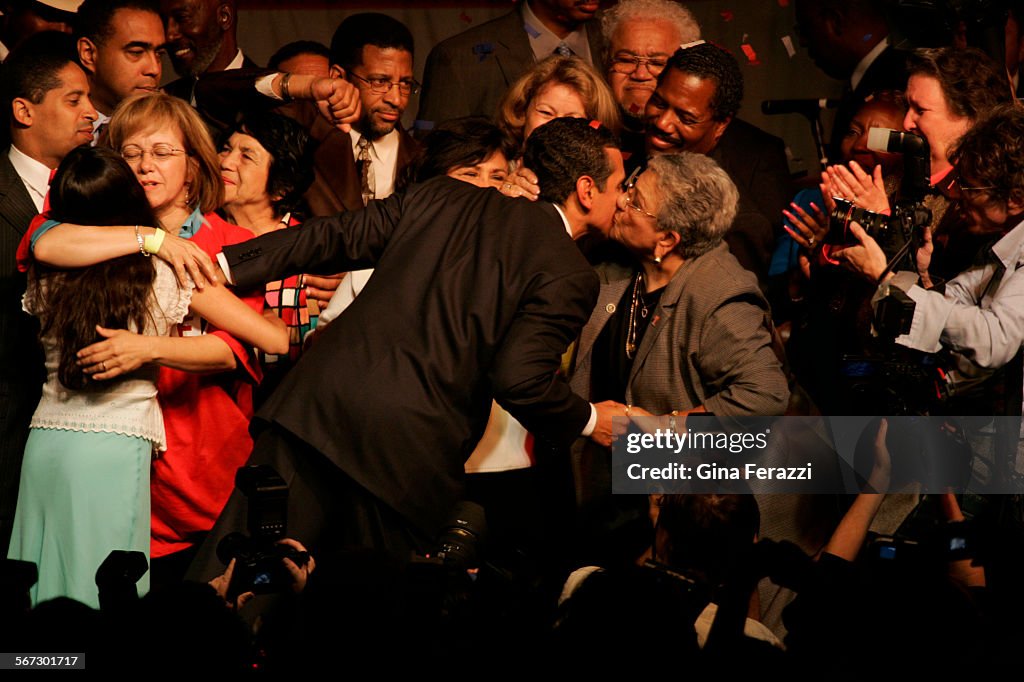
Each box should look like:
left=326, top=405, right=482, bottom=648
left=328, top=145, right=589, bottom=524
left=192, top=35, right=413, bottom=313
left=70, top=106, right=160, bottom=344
left=133, top=224, right=149, bottom=257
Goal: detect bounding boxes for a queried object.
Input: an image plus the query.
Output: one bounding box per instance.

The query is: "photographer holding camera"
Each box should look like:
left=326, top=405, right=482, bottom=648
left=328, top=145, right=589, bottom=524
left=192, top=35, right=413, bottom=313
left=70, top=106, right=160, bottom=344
left=836, top=104, right=1024, bottom=416
left=820, top=47, right=1012, bottom=283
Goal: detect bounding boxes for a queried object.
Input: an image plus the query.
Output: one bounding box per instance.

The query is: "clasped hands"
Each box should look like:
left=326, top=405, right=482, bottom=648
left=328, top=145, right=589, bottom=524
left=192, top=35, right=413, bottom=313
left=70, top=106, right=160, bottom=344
left=590, top=401, right=700, bottom=447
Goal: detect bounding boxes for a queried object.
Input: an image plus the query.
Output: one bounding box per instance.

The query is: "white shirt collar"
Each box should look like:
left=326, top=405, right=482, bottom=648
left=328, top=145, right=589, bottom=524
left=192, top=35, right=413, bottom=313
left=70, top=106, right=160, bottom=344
left=226, top=49, right=245, bottom=71
left=350, top=128, right=402, bottom=199
left=851, top=36, right=890, bottom=91
left=552, top=203, right=576, bottom=239
left=521, top=0, right=593, bottom=64
left=8, top=145, right=52, bottom=213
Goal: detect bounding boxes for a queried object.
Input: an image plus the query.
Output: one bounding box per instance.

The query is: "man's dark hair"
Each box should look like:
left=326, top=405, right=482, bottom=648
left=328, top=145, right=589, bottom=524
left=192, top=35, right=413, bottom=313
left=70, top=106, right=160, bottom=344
left=655, top=494, right=760, bottom=586
left=906, top=47, right=1012, bottom=122
left=951, top=104, right=1024, bottom=208
left=329, top=13, right=413, bottom=72
left=523, top=117, right=618, bottom=205
left=410, top=116, right=517, bottom=184
left=663, top=42, right=743, bottom=122
left=1, top=30, right=78, bottom=107
left=267, top=40, right=331, bottom=72
left=74, top=0, right=160, bottom=43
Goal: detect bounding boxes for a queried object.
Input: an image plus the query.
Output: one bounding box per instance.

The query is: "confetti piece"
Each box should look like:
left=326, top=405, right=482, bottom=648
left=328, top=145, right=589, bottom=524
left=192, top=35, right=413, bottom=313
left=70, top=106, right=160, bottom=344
left=720, top=10, right=734, bottom=21
left=742, top=33, right=749, bottom=43
left=459, top=11, right=472, bottom=24
left=781, top=35, right=796, bottom=58
left=863, top=33, right=873, bottom=42
left=778, top=0, right=789, bottom=6
left=628, top=103, right=641, bottom=114
left=741, top=42, right=760, bottom=65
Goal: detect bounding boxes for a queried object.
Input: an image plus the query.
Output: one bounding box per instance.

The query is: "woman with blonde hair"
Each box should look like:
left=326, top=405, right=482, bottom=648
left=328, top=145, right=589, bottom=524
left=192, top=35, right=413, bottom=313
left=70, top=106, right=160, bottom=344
left=497, top=54, right=622, bottom=151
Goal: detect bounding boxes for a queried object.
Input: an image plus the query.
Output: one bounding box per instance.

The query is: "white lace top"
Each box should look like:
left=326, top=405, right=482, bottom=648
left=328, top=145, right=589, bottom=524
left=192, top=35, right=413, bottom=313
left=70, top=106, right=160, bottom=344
left=24, top=260, right=193, bottom=452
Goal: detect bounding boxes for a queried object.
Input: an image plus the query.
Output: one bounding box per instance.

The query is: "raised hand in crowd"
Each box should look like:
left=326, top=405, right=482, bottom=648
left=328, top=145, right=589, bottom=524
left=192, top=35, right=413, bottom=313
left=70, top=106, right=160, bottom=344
left=825, top=160, right=891, bottom=214
left=269, top=72, right=362, bottom=132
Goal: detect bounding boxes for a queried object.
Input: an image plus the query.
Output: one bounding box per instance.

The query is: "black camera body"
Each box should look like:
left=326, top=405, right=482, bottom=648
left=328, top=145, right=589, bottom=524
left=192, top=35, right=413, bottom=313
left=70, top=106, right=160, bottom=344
left=217, top=532, right=309, bottom=598
left=826, top=128, right=933, bottom=257
left=216, top=465, right=308, bottom=599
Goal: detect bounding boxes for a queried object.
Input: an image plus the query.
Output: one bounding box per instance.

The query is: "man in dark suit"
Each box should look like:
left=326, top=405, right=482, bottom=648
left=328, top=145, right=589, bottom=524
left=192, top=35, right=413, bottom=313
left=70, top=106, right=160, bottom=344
left=794, top=0, right=909, bottom=160
left=160, top=0, right=256, bottom=103
left=417, top=0, right=604, bottom=130
left=189, top=173, right=628, bottom=571
left=644, top=42, right=790, bottom=287
left=0, top=34, right=98, bottom=548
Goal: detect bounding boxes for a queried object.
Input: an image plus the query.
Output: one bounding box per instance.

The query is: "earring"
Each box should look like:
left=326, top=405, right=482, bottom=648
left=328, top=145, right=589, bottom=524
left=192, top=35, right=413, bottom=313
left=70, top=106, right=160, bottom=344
left=653, top=254, right=662, bottom=264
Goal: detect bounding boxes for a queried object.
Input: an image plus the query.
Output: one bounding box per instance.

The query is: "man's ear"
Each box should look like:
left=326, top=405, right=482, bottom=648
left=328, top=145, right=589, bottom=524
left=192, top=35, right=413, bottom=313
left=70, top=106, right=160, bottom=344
left=575, top=174, right=596, bottom=210
left=77, top=37, right=98, bottom=74
left=710, top=116, right=731, bottom=148
left=11, top=98, right=33, bottom=128
left=217, top=2, right=233, bottom=30
left=330, top=64, right=345, bottom=79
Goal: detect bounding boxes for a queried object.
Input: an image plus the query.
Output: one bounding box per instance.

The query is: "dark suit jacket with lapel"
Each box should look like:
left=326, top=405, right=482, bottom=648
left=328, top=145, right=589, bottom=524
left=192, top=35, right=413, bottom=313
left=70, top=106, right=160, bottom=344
left=0, top=150, right=44, bottom=546
left=712, top=118, right=792, bottom=241
left=222, top=176, right=598, bottom=535
left=163, top=53, right=261, bottom=105
left=829, top=45, right=910, bottom=159
left=571, top=244, right=789, bottom=417
left=416, top=4, right=604, bottom=127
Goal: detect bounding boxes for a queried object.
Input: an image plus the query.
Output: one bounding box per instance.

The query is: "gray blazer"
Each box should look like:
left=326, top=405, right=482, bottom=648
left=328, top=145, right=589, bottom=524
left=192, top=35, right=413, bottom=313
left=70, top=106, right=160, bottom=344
left=571, top=243, right=789, bottom=417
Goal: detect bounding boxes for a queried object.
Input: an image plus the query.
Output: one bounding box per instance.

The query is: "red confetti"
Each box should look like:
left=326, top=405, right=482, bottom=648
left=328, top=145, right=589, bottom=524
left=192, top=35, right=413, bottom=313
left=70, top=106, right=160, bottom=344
left=778, top=0, right=789, bottom=6
left=459, top=11, right=472, bottom=23
left=741, top=43, right=761, bottom=65
left=628, top=103, right=641, bottom=114
left=720, top=10, right=734, bottom=21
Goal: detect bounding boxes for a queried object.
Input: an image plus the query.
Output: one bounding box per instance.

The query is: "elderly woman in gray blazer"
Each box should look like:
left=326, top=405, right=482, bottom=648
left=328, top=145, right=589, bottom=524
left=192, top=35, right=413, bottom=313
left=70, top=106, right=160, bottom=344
left=571, top=152, right=789, bottom=420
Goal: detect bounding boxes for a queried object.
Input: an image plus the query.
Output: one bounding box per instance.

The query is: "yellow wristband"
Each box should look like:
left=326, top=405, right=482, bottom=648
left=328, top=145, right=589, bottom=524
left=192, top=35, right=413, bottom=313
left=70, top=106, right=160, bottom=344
left=143, top=228, right=165, bottom=255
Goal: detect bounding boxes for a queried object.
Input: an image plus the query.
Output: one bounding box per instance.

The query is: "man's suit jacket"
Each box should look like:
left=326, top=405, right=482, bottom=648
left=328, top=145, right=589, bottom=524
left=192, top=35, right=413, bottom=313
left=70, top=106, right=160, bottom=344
left=222, top=177, right=598, bottom=535
left=712, top=118, right=792, bottom=240
left=829, top=45, right=909, bottom=159
left=0, top=150, right=44, bottom=547
left=163, top=53, right=261, bottom=105
left=570, top=244, right=789, bottom=416
left=711, top=118, right=791, bottom=288
left=416, top=4, right=604, bottom=127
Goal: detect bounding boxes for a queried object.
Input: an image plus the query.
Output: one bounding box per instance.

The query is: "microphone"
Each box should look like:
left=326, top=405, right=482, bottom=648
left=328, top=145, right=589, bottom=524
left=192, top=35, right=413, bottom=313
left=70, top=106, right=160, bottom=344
left=760, top=98, right=840, bottom=116
left=866, top=127, right=928, bottom=156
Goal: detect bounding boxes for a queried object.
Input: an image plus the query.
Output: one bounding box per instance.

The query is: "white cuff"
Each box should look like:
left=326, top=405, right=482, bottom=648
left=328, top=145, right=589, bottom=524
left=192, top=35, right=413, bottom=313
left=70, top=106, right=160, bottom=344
left=216, top=251, right=235, bottom=285
left=580, top=403, right=598, bottom=436
left=256, top=73, right=282, bottom=100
